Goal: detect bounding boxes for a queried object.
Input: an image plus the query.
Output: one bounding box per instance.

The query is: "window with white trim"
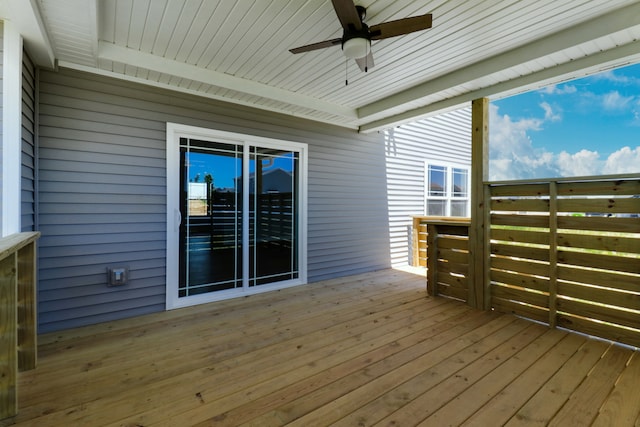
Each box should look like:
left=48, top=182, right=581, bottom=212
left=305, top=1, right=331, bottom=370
left=425, top=161, right=470, bottom=217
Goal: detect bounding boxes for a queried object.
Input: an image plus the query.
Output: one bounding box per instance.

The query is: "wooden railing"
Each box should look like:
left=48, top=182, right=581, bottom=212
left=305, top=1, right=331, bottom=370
left=0, top=232, right=40, bottom=420
left=412, top=216, right=471, bottom=303
left=487, top=175, right=639, bottom=347
left=414, top=175, right=640, bottom=348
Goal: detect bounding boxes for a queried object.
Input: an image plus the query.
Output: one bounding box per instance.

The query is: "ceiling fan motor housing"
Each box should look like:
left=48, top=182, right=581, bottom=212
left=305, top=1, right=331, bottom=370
left=342, top=22, right=371, bottom=59
left=342, top=37, right=371, bottom=59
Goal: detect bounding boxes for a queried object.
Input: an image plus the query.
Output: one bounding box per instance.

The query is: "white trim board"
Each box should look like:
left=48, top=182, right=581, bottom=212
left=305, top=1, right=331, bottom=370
left=2, top=21, right=23, bottom=236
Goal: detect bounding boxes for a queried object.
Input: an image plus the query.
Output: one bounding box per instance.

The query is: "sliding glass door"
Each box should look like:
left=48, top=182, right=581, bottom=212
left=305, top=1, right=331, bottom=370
left=179, top=139, right=243, bottom=297
left=248, top=146, right=299, bottom=287
left=167, top=124, right=307, bottom=309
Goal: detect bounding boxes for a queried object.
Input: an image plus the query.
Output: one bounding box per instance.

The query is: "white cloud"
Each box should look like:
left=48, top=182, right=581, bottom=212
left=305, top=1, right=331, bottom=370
left=489, top=104, right=640, bottom=179
left=540, top=102, right=561, bottom=122
left=592, top=69, right=640, bottom=86
left=556, top=149, right=602, bottom=177
left=489, top=104, right=557, bottom=180
left=539, top=84, right=577, bottom=95
left=634, top=107, right=640, bottom=126
left=602, top=91, right=634, bottom=110
left=603, top=146, right=640, bottom=174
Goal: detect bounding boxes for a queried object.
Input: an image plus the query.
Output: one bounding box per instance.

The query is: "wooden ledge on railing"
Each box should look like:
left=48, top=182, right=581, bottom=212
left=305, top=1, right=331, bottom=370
left=1, top=231, right=40, bottom=420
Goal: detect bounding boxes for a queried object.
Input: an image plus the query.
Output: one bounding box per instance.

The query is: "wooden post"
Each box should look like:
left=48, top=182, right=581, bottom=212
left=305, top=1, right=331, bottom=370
left=548, top=181, right=558, bottom=328
left=426, top=224, right=438, bottom=296
left=469, top=98, right=489, bottom=309
left=17, top=242, right=37, bottom=370
left=483, top=184, right=492, bottom=310
left=412, top=217, right=421, bottom=267
left=0, top=253, right=17, bottom=419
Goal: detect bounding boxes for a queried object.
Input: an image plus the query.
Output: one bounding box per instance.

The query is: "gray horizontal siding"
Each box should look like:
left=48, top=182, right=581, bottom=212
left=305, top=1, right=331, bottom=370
left=38, top=67, right=390, bottom=332
left=384, top=108, right=472, bottom=266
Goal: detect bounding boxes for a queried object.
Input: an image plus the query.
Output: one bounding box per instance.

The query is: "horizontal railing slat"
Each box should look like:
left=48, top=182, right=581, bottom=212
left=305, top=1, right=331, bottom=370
left=491, top=243, right=550, bottom=262
left=489, top=183, right=549, bottom=197
left=557, top=282, right=640, bottom=311
left=557, top=216, right=639, bottom=233
left=437, top=284, right=468, bottom=301
left=557, top=250, right=640, bottom=275
left=491, top=257, right=549, bottom=276
left=436, top=248, right=469, bottom=264
left=490, top=269, right=550, bottom=293
left=557, top=298, right=640, bottom=330
left=557, top=232, right=640, bottom=254
left=556, top=266, right=638, bottom=293
left=557, top=197, right=638, bottom=214
left=557, top=179, right=640, bottom=196
left=436, top=271, right=468, bottom=288
left=491, top=284, right=549, bottom=308
left=557, top=314, right=640, bottom=348
left=491, top=214, right=549, bottom=228
left=491, top=297, right=549, bottom=323
left=437, top=261, right=469, bottom=277
left=491, top=228, right=550, bottom=245
left=491, top=198, right=550, bottom=212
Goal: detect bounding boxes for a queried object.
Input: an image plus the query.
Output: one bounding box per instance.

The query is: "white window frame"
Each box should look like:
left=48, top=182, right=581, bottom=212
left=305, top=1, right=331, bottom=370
left=424, top=160, right=471, bottom=217
left=166, top=123, right=308, bottom=310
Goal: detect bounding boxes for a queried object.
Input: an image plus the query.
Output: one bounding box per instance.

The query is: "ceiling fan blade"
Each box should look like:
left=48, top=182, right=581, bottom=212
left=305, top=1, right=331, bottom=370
left=355, top=52, right=374, bottom=72
left=331, top=0, right=362, bottom=31
left=289, top=38, right=342, bottom=54
left=370, top=14, right=432, bottom=40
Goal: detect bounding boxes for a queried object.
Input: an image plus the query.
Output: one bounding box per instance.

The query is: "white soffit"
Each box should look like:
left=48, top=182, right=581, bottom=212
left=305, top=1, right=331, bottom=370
left=13, top=0, right=640, bottom=131
left=0, top=0, right=54, bottom=67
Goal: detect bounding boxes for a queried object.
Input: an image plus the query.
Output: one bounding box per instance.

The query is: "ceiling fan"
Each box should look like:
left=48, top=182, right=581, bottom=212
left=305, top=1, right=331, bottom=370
left=289, top=0, right=433, bottom=72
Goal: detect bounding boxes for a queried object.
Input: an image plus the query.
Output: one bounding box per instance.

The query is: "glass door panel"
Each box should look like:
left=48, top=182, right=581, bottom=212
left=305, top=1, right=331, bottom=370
left=179, top=138, right=242, bottom=297
left=249, top=147, right=299, bottom=286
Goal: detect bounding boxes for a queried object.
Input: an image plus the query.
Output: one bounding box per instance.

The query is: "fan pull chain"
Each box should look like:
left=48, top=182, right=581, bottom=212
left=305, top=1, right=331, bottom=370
left=345, top=58, right=349, bottom=86
left=365, top=45, right=368, bottom=72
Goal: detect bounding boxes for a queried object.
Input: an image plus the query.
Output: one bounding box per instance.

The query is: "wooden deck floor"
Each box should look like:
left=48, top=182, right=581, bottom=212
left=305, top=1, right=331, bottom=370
left=4, top=269, right=640, bottom=426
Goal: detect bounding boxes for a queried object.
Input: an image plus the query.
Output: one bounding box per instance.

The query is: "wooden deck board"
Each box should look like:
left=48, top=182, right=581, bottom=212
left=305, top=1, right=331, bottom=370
left=2, top=269, right=638, bottom=427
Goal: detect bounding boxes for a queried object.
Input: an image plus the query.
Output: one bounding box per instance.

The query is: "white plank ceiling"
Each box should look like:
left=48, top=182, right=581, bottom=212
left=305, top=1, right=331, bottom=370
left=7, top=0, right=640, bottom=131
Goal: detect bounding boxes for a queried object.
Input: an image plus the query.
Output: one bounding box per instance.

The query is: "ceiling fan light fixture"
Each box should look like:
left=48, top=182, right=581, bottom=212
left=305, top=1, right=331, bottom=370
left=342, top=37, right=370, bottom=59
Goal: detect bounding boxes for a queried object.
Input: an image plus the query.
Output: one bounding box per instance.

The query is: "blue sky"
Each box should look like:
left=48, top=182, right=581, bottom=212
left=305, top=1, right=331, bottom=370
left=489, top=62, right=640, bottom=180
left=187, top=152, right=295, bottom=189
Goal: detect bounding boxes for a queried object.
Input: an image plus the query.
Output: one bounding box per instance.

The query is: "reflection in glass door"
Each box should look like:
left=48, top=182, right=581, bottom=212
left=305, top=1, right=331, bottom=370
left=179, top=138, right=242, bottom=297
left=249, top=147, right=299, bottom=286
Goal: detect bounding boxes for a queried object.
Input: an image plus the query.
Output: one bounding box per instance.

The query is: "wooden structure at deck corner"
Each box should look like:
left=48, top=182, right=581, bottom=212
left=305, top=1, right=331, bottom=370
left=0, top=232, right=40, bottom=419
left=415, top=97, right=640, bottom=349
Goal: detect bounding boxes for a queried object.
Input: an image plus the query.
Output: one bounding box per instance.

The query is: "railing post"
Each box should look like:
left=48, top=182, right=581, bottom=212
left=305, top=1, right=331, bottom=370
left=469, top=98, right=489, bottom=309
left=412, top=216, right=421, bottom=267
left=17, top=242, right=37, bottom=370
left=548, top=181, right=558, bottom=328
left=0, top=253, right=17, bottom=419
left=483, top=184, right=492, bottom=310
left=426, top=224, right=438, bottom=296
